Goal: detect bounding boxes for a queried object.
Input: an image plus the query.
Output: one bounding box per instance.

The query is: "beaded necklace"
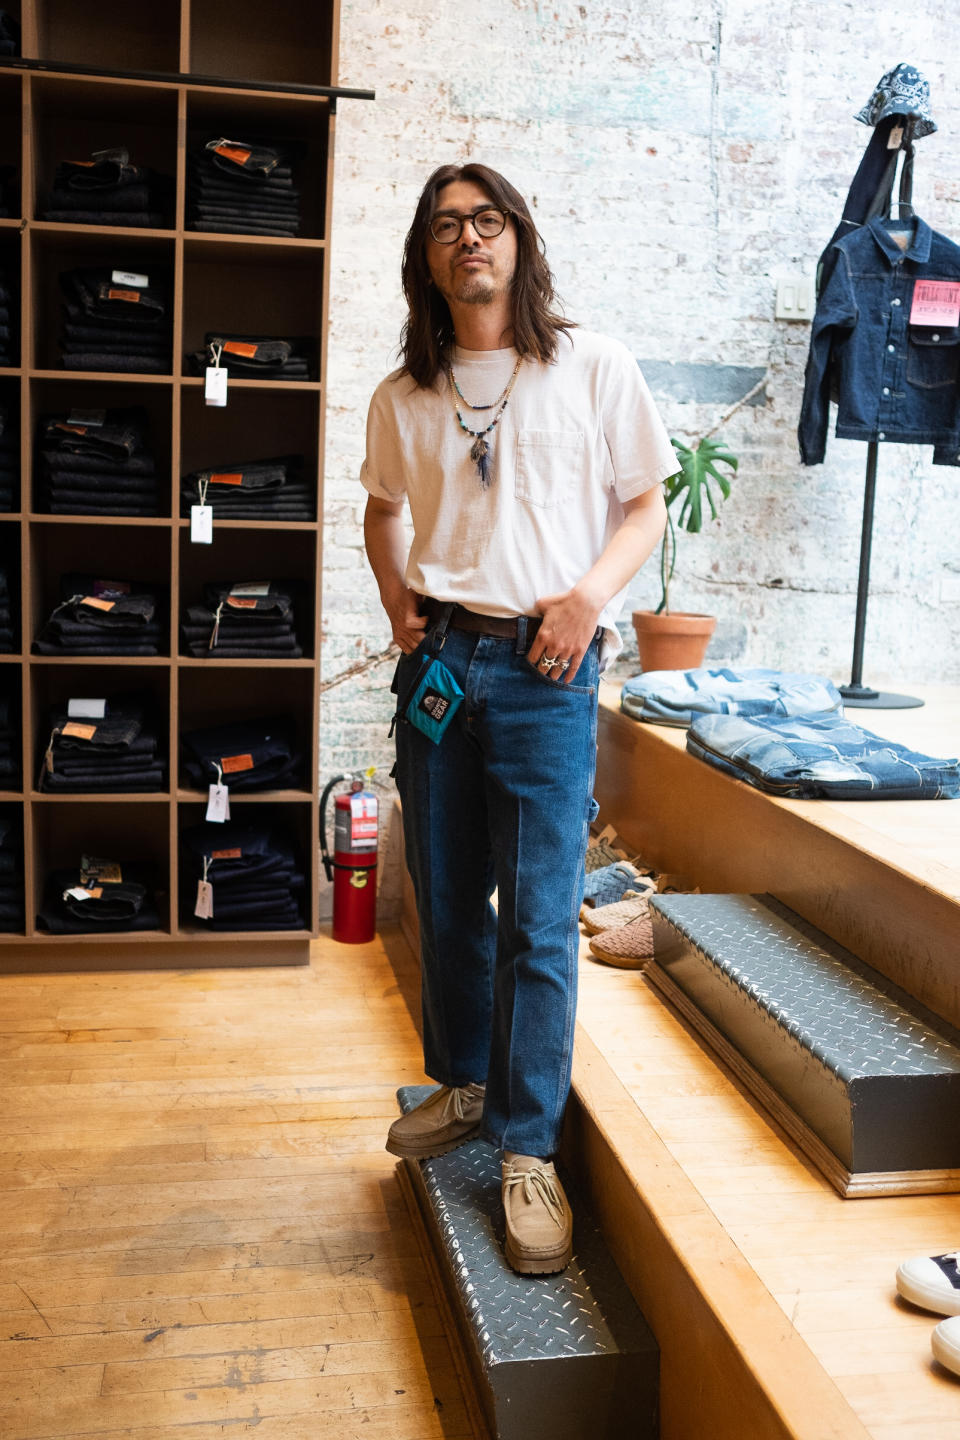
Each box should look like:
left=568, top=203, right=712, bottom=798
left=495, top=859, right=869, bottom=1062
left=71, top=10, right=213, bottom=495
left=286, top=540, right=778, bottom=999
left=447, top=354, right=522, bottom=489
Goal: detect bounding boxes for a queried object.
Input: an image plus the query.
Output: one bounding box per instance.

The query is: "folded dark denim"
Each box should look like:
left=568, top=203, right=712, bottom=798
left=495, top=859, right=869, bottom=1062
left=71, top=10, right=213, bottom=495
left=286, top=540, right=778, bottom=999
left=180, top=715, right=300, bottom=790
left=38, top=865, right=160, bottom=933
left=201, top=138, right=288, bottom=180
left=61, top=269, right=167, bottom=324
left=189, top=220, right=299, bottom=237
left=48, top=184, right=152, bottom=210
left=45, top=471, right=158, bottom=492
left=185, top=457, right=299, bottom=493
left=46, top=210, right=166, bottom=227
left=687, top=712, right=960, bottom=799
left=194, top=201, right=299, bottom=218
left=62, top=354, right=170, bottom=374
left=44, top=452, right=154, bottom=476
left=188, top=334, right=315, bottom=380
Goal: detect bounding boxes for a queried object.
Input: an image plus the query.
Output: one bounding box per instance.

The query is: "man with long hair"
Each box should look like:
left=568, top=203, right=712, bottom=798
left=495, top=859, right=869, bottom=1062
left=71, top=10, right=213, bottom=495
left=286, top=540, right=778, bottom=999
left=362, top=163, right=675, bottom=1274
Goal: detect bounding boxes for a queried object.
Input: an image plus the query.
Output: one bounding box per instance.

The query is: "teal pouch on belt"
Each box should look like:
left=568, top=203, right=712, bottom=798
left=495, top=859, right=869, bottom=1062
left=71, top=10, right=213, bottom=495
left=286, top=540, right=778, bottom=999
left=405, top=656, right=464, bottom=743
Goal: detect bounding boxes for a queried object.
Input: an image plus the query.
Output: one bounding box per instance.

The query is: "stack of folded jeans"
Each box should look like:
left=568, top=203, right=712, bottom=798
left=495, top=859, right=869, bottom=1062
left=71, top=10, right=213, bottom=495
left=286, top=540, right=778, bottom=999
left=0, top=563, right=15, bottom=651
left=0, top=264, right=15, bottom=366
left=620, top=667, right=843, bottom=726
left=187, top=137, right=301, bottom=237
left=0, top=816, right=23, bottom=933
left=180, top=714, right=301, bottom=791
left=42, top=147, right=173, bottom=228
left=59, top=267, right=171, bottom=374
left=181, top=820, right=306, bottom=931
left=0, top=696, right=19, bottom=787
left=180, top=454, right=313, bottom=520
left=181, top=580, right=302, bottom=658
left=39, top=693, right=166, bottom=794
left=0, top=402, right=16, bottom=510
left=37, top=407, right=160, bottom=516
left=188, top=333, right=314, bottom=381
left=34, top=575, right=165, bottom=656
left=686, top=712, right=960, bottom=800
left=36, top=857, right=161, bottom=934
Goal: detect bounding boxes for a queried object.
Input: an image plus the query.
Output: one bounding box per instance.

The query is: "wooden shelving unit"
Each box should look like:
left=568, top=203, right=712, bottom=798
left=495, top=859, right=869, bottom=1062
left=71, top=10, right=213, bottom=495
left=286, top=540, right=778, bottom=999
left=0, top=0, right=367, bottom=971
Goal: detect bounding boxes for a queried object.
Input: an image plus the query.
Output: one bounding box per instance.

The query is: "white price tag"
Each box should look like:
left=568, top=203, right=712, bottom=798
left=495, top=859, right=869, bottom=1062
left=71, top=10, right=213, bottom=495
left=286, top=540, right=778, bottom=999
left=206, top=783, right=231, bottom=823
left=112, top=269, right=149, bottom=288
left=65, top=886, right=94, bottom=902
left=194, top=880, right=214, bottom=919
left=230, top=582, right=270, bottom=597
left=205, top=366, right=228, bottom=407
left=67, top=698, right=107, bottom=719
left=888, top=125, right=904, bottom=150
left=191, top=504, right=213, bottom=544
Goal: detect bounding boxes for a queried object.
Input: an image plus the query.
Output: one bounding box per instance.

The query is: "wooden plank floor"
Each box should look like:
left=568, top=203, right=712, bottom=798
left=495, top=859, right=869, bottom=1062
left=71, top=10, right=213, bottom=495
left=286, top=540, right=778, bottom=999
left=0, top=932, right=481, bottom=1440
left=575, top=941, right=960, bottom=1440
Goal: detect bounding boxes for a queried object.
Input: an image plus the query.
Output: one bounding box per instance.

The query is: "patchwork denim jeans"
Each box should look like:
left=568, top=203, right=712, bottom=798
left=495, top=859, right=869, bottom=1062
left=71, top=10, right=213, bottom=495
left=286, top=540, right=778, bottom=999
left=394, top=621, right=600, bottom=1158
left=621, top=666, right=843, bottom=727
left=687, top=711, right=960, bottom=799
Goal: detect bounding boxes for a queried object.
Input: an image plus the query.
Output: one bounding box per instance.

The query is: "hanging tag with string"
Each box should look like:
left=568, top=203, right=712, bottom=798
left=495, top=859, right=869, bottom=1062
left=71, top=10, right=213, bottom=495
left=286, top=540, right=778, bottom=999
left=206, top=761, right=230, bottom=823
left=191, top=474, right=213, bottom=544
left=205, top=340, right=227, bottom=407
left=195, top=855, right=214, bottom=918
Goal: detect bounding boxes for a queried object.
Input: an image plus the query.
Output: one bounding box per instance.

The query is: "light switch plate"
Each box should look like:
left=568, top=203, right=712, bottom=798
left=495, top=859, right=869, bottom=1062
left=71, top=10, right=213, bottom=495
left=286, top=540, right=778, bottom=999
left=775, top=275, right=816, bottom=321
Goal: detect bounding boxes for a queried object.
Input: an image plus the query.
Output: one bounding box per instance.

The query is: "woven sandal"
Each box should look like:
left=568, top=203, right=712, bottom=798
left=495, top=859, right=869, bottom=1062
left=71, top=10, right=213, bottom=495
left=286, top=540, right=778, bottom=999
left=588, top=913, right=655, bottom=969
left=580, top=888, right=654, bottom=935
left=584, top=836, right=628, bottom=872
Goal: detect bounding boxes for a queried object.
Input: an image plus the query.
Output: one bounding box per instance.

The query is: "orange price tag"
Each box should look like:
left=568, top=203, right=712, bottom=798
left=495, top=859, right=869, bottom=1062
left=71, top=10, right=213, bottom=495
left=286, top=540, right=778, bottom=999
left=223, top=341, right=258, bottom=358
left=227, top=596, right=258, bottom=609
left=210, top=472, right=244, bottom=485
left=215, top=143, right=252, bottom=165
left=107, top=288, right=140, bottom=303
left=211, top=847, right=243, bottom=860
left=221, top=753, right=254, bottom=774
left=82, top=597, right=115, bottom=612
left=56, top=423, right=87, bottom=435
left=62, top=722, right=97, bottom=740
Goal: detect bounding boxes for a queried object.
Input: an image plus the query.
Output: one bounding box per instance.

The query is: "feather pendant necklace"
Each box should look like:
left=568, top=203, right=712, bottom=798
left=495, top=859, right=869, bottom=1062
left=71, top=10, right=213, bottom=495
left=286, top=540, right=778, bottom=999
left=447, top=355, right=522, bottom=489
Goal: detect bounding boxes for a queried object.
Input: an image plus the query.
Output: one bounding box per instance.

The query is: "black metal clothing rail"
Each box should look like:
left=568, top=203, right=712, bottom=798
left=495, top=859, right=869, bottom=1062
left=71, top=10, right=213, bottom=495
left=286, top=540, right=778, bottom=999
left=0, top=56, right=375, bottom=105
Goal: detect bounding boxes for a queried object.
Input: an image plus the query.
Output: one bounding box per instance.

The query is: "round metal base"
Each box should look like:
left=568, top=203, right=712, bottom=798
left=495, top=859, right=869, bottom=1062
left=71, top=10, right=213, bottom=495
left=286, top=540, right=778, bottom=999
left=840, top=685, right=924, bottom=710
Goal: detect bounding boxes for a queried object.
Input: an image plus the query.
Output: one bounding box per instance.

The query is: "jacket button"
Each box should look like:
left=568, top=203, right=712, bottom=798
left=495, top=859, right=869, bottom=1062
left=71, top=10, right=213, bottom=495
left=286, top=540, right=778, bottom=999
left=878, top=432, right=886, bottom=439
left=892, top=298, right=901, bottom=306
left=887, top=344, right=895, bottom=352
left=932, top=333, right=941, bottom=341
left=883, top=387, right=890, bottom=395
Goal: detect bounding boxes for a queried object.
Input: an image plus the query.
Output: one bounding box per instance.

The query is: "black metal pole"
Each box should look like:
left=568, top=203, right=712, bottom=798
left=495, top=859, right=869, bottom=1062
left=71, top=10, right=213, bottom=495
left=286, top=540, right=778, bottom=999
left=844, top=441, right=879, bottom=697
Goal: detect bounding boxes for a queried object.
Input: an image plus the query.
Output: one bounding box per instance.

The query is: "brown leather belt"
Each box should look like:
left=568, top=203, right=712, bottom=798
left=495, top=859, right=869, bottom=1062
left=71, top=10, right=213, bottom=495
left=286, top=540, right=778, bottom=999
left=422, top=597, right=541, bottom=641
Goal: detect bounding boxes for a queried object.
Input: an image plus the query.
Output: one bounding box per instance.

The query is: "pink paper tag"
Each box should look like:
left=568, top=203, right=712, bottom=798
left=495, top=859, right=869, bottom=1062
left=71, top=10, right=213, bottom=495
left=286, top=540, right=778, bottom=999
left=910, top=279, right=960, bottom=328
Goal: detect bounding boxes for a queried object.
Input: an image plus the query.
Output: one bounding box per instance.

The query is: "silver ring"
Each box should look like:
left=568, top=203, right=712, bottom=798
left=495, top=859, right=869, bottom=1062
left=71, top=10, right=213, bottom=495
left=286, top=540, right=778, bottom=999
left=557, top=659, right=571, bottom=673
left=540, top=654, right=560, bottom=669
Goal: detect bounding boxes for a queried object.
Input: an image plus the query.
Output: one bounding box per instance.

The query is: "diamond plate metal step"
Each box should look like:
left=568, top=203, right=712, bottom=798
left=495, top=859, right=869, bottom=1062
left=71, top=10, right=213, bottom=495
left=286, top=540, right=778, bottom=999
left=397, top=1085, right=658, bottom=1440
left=648, top=893, right=960, bottom=1195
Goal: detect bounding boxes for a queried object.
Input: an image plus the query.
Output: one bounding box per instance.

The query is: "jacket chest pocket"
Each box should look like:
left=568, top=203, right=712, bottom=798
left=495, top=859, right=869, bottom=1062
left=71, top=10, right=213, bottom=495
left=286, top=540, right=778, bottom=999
left=515, top=429, right=583, bottom=508
left=906, top=325, right=960, bottom=389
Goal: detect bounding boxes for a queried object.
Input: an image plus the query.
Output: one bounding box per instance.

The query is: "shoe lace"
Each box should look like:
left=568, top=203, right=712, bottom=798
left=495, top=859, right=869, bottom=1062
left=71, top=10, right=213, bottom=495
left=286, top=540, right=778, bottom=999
left=437, top=1084, right=480, bottom=1123
left=503, top=1163, right=566, bottom=1228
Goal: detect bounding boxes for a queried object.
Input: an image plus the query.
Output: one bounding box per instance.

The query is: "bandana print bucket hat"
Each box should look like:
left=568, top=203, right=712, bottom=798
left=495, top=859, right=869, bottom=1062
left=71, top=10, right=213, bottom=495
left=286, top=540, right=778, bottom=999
left=855, top=63, right=936, bottom=137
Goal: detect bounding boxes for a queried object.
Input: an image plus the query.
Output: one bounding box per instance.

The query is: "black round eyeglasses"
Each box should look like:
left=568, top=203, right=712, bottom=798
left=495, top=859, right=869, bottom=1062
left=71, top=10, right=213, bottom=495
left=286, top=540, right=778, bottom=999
left=429, top=207, right=511, bottom=245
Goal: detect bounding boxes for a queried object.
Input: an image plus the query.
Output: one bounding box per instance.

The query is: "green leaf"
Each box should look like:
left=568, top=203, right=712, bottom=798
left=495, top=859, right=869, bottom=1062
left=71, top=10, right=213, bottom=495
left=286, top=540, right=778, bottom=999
left=666, top=435, right=737, bottom=535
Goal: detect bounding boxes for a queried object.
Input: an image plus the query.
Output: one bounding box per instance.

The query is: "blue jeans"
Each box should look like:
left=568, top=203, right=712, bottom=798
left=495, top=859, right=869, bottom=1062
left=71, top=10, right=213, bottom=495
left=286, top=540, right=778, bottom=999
left=394, top=619, right=600, bottom=1158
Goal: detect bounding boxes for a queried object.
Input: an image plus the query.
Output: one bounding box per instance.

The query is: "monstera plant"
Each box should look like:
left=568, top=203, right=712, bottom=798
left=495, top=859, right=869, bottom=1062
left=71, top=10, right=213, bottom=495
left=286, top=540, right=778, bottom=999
left=632, top=433, right=739, bottom=672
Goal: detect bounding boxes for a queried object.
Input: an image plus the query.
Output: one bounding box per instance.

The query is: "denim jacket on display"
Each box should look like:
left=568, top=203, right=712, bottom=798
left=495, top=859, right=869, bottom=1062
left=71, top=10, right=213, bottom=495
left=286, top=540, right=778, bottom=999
left=799, top=216, right=960, bottom=465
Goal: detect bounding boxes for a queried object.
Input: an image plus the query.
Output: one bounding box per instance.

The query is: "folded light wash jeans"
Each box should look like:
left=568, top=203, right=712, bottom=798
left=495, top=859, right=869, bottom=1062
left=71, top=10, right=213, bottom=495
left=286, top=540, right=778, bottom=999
left=621, top=666, right=842, bottom=726
left=394, top=618, right=600, bottom=1158
left=687, top=712, right=960, bottom=799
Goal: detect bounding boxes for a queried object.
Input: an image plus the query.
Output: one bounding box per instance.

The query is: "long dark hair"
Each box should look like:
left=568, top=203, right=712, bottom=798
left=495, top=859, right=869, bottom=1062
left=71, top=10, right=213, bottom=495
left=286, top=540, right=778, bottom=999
left=399, top=163, right=574, bottom=388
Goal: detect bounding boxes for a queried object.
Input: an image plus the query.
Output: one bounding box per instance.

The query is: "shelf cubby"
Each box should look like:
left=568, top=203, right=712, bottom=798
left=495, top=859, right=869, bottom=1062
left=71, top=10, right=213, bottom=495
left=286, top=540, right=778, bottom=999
left=2, top=0, right=341, bottom=969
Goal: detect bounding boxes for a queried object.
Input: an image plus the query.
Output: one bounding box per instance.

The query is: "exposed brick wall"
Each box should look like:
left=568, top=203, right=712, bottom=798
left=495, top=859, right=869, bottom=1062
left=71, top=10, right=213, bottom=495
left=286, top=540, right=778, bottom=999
left=320, top=3, right=960, bottom=913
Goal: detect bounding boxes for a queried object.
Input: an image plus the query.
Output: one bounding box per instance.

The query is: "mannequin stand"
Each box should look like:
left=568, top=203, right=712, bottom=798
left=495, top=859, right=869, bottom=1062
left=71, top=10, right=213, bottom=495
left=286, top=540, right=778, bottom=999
left=840, top=440, right=923, bottom=709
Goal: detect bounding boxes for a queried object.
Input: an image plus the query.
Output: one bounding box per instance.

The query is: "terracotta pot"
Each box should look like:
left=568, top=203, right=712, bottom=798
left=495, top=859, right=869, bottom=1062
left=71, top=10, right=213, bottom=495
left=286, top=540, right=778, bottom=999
left=631, top=610, right=717, bottom=673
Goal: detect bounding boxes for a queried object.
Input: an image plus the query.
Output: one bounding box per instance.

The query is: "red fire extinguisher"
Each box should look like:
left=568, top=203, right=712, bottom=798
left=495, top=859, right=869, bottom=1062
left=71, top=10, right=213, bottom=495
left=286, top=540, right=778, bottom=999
left=320, top=772, right=378, bottom=944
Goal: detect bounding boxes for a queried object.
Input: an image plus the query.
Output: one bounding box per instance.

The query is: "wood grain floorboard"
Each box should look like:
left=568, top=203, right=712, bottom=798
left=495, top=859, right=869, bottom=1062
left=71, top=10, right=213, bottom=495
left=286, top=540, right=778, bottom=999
left=0, top=928, right=482, bottom=1440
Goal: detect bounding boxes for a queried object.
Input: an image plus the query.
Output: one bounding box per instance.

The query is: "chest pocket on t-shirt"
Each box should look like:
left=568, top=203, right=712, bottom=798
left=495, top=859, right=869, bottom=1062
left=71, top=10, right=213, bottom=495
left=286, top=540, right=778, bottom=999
left=515, top=429, right=584, bottom=508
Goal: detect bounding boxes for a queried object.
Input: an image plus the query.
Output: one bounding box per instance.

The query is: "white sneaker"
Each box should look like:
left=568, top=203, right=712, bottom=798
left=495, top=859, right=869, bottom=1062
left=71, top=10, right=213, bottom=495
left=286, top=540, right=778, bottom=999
left=933, top=1315, right=960, bottom=1376
left=896, top=1251, right=960, bottom=1316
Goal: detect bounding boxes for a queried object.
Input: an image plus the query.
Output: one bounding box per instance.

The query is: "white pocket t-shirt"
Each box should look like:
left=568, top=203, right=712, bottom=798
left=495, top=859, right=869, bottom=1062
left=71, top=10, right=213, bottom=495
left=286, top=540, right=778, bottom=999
left=361, top=329, right=678, bottom=664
